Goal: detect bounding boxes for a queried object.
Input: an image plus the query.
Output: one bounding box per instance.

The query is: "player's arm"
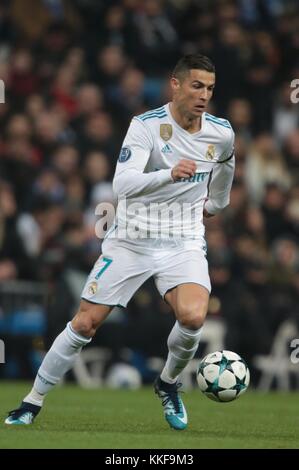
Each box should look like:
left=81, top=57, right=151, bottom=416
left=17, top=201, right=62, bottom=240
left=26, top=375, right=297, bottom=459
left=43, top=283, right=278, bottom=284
left=113, top=118, right=196, bottom=198
left=113, top=118, right=172, bottom=198
left=204, top=132, right=235, bottom=217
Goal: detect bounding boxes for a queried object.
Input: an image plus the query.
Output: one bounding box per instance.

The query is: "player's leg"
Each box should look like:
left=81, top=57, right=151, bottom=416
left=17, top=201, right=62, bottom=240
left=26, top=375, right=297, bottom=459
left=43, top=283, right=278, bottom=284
left=5, top=238, right=152, bottom=425
left=5, top=300, right=113, bottom=425
left=30, top=300, right=113, bottom=400
left=153, top=245, right=210, bottom=430
left=161, top=283, right=209, bottom=383
left=154, top=283, right=209, bottom=431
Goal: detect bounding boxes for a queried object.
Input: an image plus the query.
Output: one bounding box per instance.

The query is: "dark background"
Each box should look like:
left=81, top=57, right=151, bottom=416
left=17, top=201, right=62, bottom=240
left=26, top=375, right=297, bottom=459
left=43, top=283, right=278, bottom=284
left=0, top=0, right=298, bottom=388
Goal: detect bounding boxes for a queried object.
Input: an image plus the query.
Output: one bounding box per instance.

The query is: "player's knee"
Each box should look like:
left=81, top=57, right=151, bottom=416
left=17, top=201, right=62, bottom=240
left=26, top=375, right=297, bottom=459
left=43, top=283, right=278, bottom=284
left=72, top=317, right=95, bottom=338
left=71, top=306, right=97, bottom=338
left=177, top=303, right=207, bottom=330
left=180, top=314, right=205, bottom=330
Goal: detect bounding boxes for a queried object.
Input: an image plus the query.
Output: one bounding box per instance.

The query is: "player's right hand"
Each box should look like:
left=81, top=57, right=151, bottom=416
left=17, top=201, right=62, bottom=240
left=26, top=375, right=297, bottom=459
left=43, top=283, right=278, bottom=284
left=171, top=159, right=197, bottom=181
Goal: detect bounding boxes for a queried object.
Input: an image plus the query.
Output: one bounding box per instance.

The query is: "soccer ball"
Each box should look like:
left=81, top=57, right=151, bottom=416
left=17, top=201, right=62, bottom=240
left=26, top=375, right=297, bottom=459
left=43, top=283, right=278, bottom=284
left=197, top=350, right=250, bottom=402
left=105, top=363, right=142, bottom=389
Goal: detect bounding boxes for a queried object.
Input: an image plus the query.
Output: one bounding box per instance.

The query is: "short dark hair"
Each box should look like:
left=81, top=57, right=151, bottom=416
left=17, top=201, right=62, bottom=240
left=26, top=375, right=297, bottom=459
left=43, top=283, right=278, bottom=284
left=172, top=54, right=215, bottom=80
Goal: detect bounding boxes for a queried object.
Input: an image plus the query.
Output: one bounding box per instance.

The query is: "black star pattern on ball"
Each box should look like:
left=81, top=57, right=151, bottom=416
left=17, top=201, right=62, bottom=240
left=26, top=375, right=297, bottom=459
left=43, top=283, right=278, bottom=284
left=205, top=379, right=226, bottom=395
left=218, top=356, right=236, bottom=375
left=232, top=378, right=247, bottom=395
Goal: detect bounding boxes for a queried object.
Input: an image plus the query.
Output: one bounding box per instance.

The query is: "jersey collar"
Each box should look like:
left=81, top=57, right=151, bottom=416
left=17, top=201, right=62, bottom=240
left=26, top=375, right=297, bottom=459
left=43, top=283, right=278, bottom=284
left=166, top=102, right=206, bottom=138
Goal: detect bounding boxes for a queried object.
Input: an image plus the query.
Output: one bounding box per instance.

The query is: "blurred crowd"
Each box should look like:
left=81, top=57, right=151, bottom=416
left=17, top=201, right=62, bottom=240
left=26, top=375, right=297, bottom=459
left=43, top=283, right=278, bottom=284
left=0, top=0, right=299, bottom=379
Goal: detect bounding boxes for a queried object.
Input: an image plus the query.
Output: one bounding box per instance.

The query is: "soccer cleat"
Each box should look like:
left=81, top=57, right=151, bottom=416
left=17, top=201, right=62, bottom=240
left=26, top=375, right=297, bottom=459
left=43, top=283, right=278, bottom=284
left=154, top=377, right=187, bottom=431
left=5, top=401, right=41, bottom=425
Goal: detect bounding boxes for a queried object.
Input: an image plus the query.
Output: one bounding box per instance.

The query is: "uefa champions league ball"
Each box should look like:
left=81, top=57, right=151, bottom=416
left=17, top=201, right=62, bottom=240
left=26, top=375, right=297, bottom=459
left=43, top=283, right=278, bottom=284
left=197, top=350, right=250, bottom=402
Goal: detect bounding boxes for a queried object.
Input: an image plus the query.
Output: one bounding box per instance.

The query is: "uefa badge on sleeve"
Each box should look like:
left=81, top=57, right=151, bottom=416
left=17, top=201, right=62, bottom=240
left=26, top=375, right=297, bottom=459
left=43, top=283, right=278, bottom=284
left=118, top=147, right=132, bottom=162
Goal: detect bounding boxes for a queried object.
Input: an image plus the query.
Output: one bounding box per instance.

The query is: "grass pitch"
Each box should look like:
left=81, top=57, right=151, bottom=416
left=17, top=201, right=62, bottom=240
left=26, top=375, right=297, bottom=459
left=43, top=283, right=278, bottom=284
left=0, top=381, right=298, bottom=449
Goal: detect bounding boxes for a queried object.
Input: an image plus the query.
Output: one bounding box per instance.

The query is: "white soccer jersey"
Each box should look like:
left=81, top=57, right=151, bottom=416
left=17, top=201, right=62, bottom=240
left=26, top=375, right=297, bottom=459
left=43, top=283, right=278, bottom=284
left=112, top=103, right=235, bottom=240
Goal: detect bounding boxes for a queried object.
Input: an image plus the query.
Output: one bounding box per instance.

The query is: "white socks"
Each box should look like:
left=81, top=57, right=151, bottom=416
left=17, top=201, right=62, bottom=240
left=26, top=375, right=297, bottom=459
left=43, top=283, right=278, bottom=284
left=23, top=388, right=45, bottom=407
left=24, top=322, right=91, bottom=406
left=160, top=321, right=203, bottom=384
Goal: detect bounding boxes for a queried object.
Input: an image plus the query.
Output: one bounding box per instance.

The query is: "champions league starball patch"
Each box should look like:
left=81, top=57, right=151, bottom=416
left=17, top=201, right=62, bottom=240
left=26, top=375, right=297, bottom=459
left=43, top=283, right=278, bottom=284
left=118, top=147, right=132, bottom=162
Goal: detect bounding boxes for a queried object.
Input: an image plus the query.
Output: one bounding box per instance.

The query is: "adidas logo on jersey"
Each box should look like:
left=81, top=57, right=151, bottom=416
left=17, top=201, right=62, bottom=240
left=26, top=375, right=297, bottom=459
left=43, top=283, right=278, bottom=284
left=161, top=144, right=172, bottom=154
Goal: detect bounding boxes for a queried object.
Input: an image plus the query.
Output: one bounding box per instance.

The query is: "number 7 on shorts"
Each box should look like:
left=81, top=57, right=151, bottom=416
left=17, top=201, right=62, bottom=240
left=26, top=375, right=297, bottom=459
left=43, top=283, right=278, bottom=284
left=95, top=257, right=113, bottom=280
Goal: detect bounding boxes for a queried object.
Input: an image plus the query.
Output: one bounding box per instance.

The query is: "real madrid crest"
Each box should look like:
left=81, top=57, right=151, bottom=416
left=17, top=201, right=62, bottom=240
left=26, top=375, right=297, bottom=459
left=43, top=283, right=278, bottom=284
left=205, top=144, right=215, bottom=160
left=160, top=124, right=172, bottom=141
left=88, top=281, right=98, bottom=295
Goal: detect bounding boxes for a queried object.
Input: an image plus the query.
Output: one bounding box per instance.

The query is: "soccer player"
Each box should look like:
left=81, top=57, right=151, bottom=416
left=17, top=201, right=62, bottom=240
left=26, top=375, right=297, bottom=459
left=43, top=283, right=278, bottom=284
left=5, top=54, right=235, bottom=430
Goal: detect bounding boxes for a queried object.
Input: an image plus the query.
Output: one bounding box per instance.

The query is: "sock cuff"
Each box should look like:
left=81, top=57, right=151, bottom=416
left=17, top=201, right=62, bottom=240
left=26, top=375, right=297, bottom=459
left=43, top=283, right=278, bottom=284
left=66, top=321, right=92, bottom=346
left=177, top=322, right=203, bottom=338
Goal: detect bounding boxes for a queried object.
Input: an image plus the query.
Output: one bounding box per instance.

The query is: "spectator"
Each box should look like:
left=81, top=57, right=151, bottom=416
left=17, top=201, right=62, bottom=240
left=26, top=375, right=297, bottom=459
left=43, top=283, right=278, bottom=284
left=261, top=183, right=290, bottom=243
left=245, top=133, right=291, bottom=204
left=133, top=0, right=179, bottom=74
left=0, top=181, right=35, bottom=279
left=273, top=81, right=299, bottom=145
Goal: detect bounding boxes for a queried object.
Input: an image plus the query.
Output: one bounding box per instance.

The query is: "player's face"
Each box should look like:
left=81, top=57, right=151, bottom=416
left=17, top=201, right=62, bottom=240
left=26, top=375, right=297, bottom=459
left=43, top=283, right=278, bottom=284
left=171, top=69, right=215, bottom=117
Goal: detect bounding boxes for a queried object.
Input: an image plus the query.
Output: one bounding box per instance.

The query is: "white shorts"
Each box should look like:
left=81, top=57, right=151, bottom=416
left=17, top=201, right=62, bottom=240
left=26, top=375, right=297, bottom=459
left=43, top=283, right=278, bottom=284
left=81, top=238, right=211, bottom=308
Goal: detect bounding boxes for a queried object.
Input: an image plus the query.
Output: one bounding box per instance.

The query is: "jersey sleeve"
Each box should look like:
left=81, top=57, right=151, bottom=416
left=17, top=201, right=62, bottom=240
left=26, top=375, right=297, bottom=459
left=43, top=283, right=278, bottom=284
left=204, top=129, right=235, bottom=215
left=218, top=127, right=235, bottom=162
left=112, top=118, right=173, bottom=198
